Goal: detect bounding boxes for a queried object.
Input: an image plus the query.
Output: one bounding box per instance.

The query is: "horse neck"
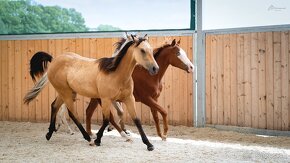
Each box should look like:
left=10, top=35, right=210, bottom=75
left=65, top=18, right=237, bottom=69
left=154, top=51, right=170, bottom=82
left=115, top=48, right=136, bottom=82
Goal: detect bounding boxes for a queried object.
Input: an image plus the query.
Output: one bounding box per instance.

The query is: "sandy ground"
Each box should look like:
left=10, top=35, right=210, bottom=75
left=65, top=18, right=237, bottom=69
left=0, top=121, right=290, bottom=163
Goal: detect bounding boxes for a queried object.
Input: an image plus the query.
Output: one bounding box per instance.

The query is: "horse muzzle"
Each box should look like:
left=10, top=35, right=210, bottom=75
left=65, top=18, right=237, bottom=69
left=186, top=64, right=195, bottom=73
left=148, top=65, right=159, bottom=75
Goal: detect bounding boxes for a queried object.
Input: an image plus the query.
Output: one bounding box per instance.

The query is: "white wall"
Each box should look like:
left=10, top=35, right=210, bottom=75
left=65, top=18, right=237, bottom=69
left=203, top=0, right=290, bottom=30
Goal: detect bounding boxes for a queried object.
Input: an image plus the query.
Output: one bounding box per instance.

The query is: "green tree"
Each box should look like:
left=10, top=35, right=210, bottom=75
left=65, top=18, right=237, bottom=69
left=0, top=18, right=9, bottom=34
left=0, top=0, right=88, bottom=34
left=96, top=24, right=121, bottom=31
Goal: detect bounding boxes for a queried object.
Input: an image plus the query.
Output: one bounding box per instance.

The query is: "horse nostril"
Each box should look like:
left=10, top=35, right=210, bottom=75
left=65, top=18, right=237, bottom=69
left=153, top=66, right=159, bottom=73
left=149, top=66, right=159, bottom=75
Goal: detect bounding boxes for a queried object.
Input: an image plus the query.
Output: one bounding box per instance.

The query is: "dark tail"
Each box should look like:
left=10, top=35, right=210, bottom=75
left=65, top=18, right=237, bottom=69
left=30, top=51, right=53, bottom=82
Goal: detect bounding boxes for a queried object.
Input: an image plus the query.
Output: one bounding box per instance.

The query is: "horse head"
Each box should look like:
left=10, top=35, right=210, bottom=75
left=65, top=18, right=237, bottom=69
left=165, top=39, right=194, bottom=73
left=131, top=34, right=159, bottom=75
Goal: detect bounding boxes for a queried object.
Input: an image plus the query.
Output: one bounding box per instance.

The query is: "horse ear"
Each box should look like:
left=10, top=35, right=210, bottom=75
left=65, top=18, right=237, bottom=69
left=131, top=34, right=139, bottom=42
left=125, top=32, right=130, bottom=39
left=144, top=34, right=149, bottom=40
left=177, top=39, right=181, bottom=45
left=125, top=32, right=134, bottom=41
left=131, top=34, right=136, bottom=42
left=171, top=39, right=176, bottom=46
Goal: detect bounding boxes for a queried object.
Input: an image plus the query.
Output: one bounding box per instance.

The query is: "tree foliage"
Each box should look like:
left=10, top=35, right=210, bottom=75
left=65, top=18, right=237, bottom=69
left=0, top=0, right=88, bottom=34
left=96, top=24, right=121, bottom=31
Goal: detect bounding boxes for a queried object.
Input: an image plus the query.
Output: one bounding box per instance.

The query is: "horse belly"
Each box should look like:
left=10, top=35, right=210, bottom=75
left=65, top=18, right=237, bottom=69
left=74, top=84, right=99, bottom=98
left=67, top=75, right=99, bottom=98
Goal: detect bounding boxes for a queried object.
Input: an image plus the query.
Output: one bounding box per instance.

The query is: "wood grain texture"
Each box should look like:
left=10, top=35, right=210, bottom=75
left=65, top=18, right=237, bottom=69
left=206, top=31, right=290, bottom=130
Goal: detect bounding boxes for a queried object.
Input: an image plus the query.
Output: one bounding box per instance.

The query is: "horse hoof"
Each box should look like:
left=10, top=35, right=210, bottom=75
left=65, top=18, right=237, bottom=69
left=147, top=145, right=154, bottom=151
left=161, top=136, right=167, bottom=141
left=46, top=133, right=52, bottom=140
left=89, top=140, right=95, bottom=146
left=94, top=139, right=101, bottom=146
left=160, top=133, right=167, bottom=141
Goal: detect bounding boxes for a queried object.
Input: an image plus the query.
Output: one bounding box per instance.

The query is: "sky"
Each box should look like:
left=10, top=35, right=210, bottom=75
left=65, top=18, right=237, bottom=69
left=34, top=0, right=290, bottom=30
left=203, top=0, right=290, bottom=30
left=34, top=0, right=191, bottom=30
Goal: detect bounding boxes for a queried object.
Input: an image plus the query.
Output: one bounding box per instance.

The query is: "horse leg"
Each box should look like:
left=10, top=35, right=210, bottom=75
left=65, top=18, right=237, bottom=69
left=85, top=99, right=129, bottom=141
left=108, top=111, right=131, bottom=142
left=55, top=104, right=66, bottom=132
left=61, top=105, right=74, bottom=135
left=106, top=101, right=118, bottom=131
left=143, top=97, right=168, bottom=140
left=55, top=105, right=62, bottom=132
left=55, top=104, right=74, bottom=135
left=85, top=98, right=99, bottom=136
left=46, top=96, right=63, bottom=140
left=62, top=94, right=92, bottom=144
left=106, top=105, right=116, bottom=132
left=67, top=109, right=92, bottom=144
left=112, top=101, right=127, bottom=133
left=94, top=99, right=111, bottom=146
left=150, top=108, right=162, bottom=138
left=124, top=95, right=154, bottom=151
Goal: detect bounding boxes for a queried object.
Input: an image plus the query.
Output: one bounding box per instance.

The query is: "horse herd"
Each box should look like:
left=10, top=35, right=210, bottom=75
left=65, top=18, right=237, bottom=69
left=23, top=34, right=194, bottom=151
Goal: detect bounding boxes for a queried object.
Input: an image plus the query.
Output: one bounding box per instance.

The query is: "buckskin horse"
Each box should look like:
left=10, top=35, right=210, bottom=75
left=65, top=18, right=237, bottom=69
left=24, top=34, right=159, bottom=151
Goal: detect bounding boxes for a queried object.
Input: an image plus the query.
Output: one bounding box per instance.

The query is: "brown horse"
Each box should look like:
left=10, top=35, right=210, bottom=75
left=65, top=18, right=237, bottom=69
left=85, top=39, right=194, bottom=140
left=23, top=34, right=159, bottom=151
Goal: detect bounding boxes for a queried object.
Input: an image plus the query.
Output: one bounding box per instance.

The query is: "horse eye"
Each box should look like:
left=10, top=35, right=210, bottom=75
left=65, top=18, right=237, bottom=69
left=177, top=51, right=181, bottom=56
left=140, top=49, right=146, bottom=54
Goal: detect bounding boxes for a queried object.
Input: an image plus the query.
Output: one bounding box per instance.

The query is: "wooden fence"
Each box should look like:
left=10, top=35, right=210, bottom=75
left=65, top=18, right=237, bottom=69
left=2, top=29, right=289, bottom=132
left=206, top=31, right=290, bottom=131
left=0, top=36, right=194, bottom=126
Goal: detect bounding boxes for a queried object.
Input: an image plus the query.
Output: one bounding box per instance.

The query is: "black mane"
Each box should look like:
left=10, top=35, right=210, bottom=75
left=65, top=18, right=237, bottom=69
left=98, top=37, right=147, bottom=73
left=113, top=38, right=127, bottom=53
left=98, top=40, right=134, bottom=73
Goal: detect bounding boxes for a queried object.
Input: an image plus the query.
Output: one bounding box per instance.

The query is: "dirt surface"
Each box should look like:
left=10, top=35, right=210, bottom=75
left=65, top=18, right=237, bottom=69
left=0, top=121, right=290, bottom=162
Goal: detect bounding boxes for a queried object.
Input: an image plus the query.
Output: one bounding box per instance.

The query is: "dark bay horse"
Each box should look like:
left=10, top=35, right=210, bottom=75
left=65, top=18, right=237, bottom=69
left=85, top=39, right=194, bottom=140
left=23, top=34, right=159, bottom=151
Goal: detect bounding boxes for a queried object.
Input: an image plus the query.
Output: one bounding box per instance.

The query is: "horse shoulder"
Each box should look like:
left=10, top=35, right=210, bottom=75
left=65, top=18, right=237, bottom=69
left=114, top=77, right=134, bottom=101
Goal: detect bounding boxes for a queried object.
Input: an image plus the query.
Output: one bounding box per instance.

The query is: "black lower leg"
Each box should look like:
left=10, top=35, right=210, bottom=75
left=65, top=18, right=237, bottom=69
left=95, top=119, right=109, bottom=146
left=133, top=118, right=154, bottom=151
left=67, top=110, right=91, bottom=142
left=46, top=99, right=57, bottom=140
